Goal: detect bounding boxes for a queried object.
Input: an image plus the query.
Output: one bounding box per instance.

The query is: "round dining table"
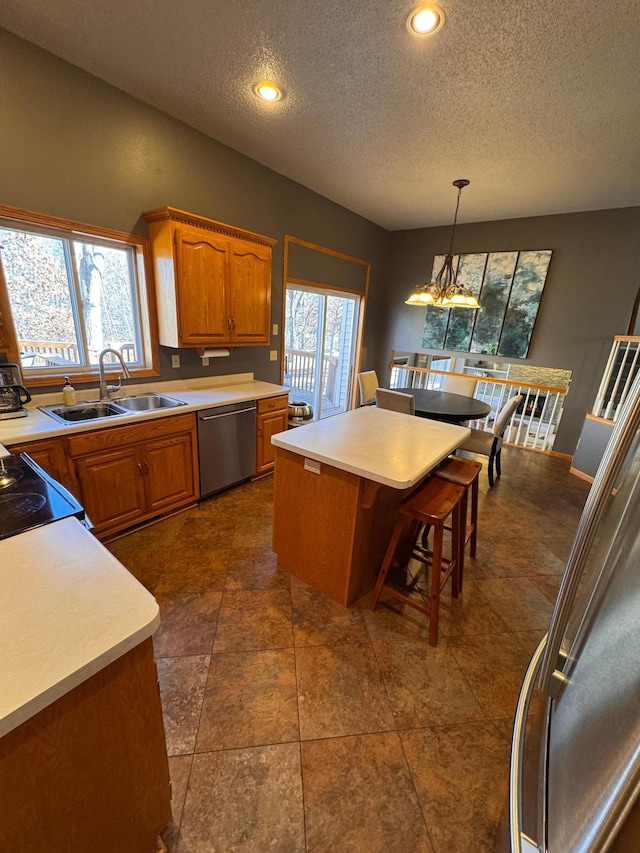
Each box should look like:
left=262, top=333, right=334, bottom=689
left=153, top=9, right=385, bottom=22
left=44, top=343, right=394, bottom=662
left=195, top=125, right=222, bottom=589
left=394, top=388, right=492, bottom=424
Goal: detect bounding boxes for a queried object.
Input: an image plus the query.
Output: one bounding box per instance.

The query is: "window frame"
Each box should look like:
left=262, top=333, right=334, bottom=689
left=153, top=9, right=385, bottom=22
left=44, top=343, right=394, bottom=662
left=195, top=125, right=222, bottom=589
left=0, top=204, right=159, bottom=386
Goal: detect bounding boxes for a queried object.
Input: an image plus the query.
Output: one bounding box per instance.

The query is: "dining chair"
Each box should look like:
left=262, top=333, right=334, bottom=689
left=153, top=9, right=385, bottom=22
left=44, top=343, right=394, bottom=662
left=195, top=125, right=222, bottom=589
left=442, top=375, right=478, bottom=397
left=459, top=394, right=523, bottom=486
left=357, top=370, right=379, bottom=406
left=375, top=388, right=415, bottom=415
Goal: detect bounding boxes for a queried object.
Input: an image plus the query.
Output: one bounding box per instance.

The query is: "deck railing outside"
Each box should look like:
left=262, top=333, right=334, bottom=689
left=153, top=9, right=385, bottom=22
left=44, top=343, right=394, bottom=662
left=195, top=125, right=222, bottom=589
left=389, top=362, right=568, bottom=452
left=285, top=349, right=340, bottom=404
left=592, top=336, right=640, bottom=421
left=18, top=340, right=137, bottom=368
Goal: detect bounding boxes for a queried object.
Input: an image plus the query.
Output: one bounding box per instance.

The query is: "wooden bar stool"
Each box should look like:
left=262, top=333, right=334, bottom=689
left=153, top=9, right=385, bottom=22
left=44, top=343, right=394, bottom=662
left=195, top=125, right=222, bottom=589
left=370, top=478, right=466, bottom=646
left=432, top=456, right=482, bottom=592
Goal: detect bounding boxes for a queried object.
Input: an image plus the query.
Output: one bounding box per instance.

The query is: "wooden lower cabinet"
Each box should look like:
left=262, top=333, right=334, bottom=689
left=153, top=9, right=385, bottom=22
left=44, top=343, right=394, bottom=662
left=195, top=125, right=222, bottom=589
left=76, top=446, right=148, bottom=532
left=0, top=638, right=171, bottom=853
left=9, top=436, right=78, bottom=496
left=67, top=412, right=198, bottom=537
left=256, top=394, right=289, bottom=474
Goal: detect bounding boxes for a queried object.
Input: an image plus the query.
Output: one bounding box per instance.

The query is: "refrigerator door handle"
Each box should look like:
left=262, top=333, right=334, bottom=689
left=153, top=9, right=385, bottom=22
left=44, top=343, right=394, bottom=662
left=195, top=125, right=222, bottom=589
left=538, top=371, right=640, bottom=697
left=510, top=634, right=547, bottom=853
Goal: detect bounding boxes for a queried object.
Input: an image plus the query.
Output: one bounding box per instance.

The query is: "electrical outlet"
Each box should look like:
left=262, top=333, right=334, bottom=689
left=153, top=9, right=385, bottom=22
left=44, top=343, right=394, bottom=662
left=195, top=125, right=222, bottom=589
left=269, top=350, right=278, bottom=361
left=272, top=323, right=278, bottom=336
left=201, top=357, right=210, bottom=366
left=171, top=354, right=180, bottom=368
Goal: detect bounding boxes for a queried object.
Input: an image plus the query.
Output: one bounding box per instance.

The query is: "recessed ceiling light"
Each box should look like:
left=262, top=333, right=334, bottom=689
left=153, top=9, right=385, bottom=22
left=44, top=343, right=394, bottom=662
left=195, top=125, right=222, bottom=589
left=406, top=4, right=445, bottom=36
left=253, top=80, right=283, bottom=102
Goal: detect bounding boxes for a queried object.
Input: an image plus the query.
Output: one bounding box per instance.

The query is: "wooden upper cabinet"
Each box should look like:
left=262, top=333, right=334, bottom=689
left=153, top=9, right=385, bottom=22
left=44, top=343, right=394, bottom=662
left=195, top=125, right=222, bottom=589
left=143, top=207, right=276, bottom=349
left=229, top=242, right=272, bottom=343
left=176, top=226, right=229, bottom=345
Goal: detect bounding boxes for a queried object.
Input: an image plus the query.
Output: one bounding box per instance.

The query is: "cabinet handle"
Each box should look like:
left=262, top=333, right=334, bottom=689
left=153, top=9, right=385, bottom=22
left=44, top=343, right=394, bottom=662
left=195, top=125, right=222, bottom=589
left=227, top=317, right=232, bottom=330
left=258, top=427, right=263, bottom=437
left=142, top=461, right=149, bottom=474
left=232, top=317, right=236, bottom=330
left=136, top=462, right=144, bottom=476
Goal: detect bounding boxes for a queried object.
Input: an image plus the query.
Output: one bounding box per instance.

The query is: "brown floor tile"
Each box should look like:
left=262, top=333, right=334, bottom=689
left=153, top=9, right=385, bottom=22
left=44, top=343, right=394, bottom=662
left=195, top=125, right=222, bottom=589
left=213, top=589, right=293, bottom=652
left=154, top=544, right=230, bottom=594
left=401, top=722, right=510, bottom=853
left=530, top=573, right=562, bottom=603
left=448, top=633, right=533, bottom=719
left=161, top=754, right=193, bottom=853
left=436, top=579, right=511, bottom=637
left=177, top=744, right=305, bottom=852
left=296, top=642, right=395, bottom=740
left=514, top=628, right=547, bottom=657
left=464, top=536, right=565, bottom=581
left=373, top=638, right=485, bottom=728
left=474, top=577, right=554, bottom=630
left=196, top=648, right=299, bottom=751
left=225, top=545, right=291, bottom=590
left=360, top=593, right=431, bottom=643
left=157, top=654, right=209, bottom=756
left=301, top=732, right=432, bottom=852
left=153, top=590, right=222, bottom=658
left=232, top=516, right=274, bottom=548
left=291, top=577, right=370, bottom=646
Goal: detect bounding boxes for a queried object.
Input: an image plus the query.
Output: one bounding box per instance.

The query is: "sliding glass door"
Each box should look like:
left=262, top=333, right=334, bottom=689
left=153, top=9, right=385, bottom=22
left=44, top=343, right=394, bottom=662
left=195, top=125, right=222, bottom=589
left=284, top=284, right=361, bottom=420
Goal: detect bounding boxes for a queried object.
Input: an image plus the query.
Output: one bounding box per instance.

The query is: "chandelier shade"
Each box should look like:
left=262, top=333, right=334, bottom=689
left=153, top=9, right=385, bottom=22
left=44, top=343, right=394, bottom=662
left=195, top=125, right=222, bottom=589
left=406, top=179, right=480, bottom=309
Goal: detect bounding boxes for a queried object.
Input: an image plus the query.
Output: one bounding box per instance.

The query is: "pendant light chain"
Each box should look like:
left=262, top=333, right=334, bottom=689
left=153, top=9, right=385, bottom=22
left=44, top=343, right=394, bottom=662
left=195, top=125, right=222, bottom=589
left=404, top=178, right=481, bottom=309
left=448, top=185, right=463, bottom=256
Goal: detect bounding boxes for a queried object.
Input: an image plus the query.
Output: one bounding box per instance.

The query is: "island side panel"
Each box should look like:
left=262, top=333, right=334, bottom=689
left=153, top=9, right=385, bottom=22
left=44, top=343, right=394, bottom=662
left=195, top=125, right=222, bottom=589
left=0, top=638, right=171, bottom=853
left=272, top=447, right=420, bottom=606
left=272, top=446, right=361, bottom=605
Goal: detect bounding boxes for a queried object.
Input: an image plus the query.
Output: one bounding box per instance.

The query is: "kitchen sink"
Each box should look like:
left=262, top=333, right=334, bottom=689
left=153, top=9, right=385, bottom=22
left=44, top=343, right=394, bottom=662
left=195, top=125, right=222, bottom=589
left=42, top=402, right=127, bottom=424
left=40, top=393, right=186, bottom=424
left=114, top=393, right=186, bottom=411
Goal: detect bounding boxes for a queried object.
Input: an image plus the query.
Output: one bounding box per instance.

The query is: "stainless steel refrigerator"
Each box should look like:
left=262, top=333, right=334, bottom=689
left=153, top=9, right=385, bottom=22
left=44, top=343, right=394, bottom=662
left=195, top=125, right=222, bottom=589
left=509, top=371, right=640, bottom=852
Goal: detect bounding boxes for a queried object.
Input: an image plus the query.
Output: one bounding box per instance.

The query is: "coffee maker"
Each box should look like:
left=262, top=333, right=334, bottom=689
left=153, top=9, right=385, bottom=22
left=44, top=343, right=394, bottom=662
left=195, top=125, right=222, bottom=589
left=0, top=362, right=31, bottom=420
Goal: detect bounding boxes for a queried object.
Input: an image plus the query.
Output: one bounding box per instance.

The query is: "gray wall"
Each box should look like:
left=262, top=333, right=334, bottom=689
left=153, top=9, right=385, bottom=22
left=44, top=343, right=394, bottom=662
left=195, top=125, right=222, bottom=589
left=381, top=208, right=640, bottom=454
left=0, top=29, right=389, bottom=389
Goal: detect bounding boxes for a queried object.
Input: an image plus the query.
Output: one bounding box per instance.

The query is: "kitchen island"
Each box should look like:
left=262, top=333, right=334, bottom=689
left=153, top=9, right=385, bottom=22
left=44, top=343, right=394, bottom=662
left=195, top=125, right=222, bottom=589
left=271, top=406, right=469, bottom=605
left=0, top=517, right=170, bottom=852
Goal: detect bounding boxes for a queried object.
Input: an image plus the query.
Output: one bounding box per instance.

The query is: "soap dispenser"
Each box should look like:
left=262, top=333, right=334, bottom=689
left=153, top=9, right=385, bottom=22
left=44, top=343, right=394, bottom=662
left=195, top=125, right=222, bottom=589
left=62, top=376, right=76, bottom=406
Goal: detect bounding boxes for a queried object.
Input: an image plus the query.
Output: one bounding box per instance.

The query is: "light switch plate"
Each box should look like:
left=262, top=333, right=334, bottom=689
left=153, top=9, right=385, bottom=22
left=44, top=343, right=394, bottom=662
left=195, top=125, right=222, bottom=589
left=304, top=458, right=321, bottom=474
left=270, top=350, right=278, bottom=361
left=201, top=357, right=209, bottom=366
left=273, top=323, right=278, bottom=336
left=171, top=354, right=180, bottom=368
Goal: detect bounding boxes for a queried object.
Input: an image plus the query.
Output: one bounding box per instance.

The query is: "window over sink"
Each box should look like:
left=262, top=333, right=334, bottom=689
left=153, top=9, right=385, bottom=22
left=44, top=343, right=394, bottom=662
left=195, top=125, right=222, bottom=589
left=0, top=205, right=159, bottom=385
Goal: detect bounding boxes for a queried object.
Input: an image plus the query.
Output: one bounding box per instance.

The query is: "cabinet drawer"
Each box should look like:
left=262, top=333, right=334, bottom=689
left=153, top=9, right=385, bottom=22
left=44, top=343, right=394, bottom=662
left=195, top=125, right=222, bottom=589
left=67, top=412, right=196, bottom=457
left=257, top=395, right=288, bottom=415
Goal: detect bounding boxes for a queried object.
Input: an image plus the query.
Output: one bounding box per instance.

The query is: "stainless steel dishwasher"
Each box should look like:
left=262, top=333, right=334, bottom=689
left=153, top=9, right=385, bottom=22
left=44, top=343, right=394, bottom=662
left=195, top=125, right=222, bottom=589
left=197, top=401, right=256, bottom=497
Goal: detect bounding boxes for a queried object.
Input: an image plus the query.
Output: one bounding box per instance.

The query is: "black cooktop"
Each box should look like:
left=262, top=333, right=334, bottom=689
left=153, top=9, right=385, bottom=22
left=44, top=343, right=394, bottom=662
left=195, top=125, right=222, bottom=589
left=0, top=453, right=87, bottom=540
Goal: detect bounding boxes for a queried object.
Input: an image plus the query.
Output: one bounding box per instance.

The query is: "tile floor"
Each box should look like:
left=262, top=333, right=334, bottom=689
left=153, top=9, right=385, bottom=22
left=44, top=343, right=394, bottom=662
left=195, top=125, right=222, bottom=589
left=107, top=446, right=590, bottom=853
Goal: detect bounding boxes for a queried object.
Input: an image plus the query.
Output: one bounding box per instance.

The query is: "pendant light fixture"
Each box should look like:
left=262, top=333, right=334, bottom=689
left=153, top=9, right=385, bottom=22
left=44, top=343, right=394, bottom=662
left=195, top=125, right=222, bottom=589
left=406, top=179, right=481, bottom=308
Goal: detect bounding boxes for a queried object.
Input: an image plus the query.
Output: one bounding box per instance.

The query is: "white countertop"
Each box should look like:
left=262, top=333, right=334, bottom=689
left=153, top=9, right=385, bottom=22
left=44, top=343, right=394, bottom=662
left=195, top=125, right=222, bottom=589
left=0, top=373, right=288, bottom=446
left=0, top=517, right=160, bottom=738
left=271, top=406, right=470, bottom=489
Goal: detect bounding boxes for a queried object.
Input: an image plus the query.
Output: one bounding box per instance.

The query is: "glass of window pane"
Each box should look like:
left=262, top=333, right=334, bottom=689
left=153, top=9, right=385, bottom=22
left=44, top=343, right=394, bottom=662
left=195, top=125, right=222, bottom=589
left=73, top=242, right=141, bottom=365
left=0, top=228, right=81, bottom=368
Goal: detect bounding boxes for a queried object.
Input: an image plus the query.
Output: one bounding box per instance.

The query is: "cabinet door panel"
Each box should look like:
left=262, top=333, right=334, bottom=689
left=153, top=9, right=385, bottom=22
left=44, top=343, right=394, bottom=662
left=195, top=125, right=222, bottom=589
left=256, top=409, right=288, bottom=473
left=229, top=242, right=271, bottom=344
left=176, top=227, right=229, bottom=345
left=10, top=437, right=78, bottom=495
left=77, top=448, right=146, bottom=532
left=142, top=433, right=196, bottom=512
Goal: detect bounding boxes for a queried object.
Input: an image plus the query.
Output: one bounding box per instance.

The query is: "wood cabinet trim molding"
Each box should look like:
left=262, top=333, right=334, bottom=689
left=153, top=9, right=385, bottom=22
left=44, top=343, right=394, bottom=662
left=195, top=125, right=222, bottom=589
left=143, top=206, right=277, bottom=248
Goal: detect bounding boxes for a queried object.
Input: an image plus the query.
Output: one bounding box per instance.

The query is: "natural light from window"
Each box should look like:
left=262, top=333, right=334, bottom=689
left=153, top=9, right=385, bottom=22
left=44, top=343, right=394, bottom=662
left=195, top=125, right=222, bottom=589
left=0, top=224, right=143, bottom=372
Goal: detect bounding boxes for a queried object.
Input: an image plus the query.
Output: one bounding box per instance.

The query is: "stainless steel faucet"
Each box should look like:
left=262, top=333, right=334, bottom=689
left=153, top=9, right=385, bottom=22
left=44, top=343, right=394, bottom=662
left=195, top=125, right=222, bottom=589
left=98, top=348, right=132, bottom=400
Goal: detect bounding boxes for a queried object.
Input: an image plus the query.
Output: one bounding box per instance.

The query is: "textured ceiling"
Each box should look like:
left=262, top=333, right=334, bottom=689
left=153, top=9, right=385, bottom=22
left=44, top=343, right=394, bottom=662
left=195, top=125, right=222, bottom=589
left=2, top=0, right=640, bottom=229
